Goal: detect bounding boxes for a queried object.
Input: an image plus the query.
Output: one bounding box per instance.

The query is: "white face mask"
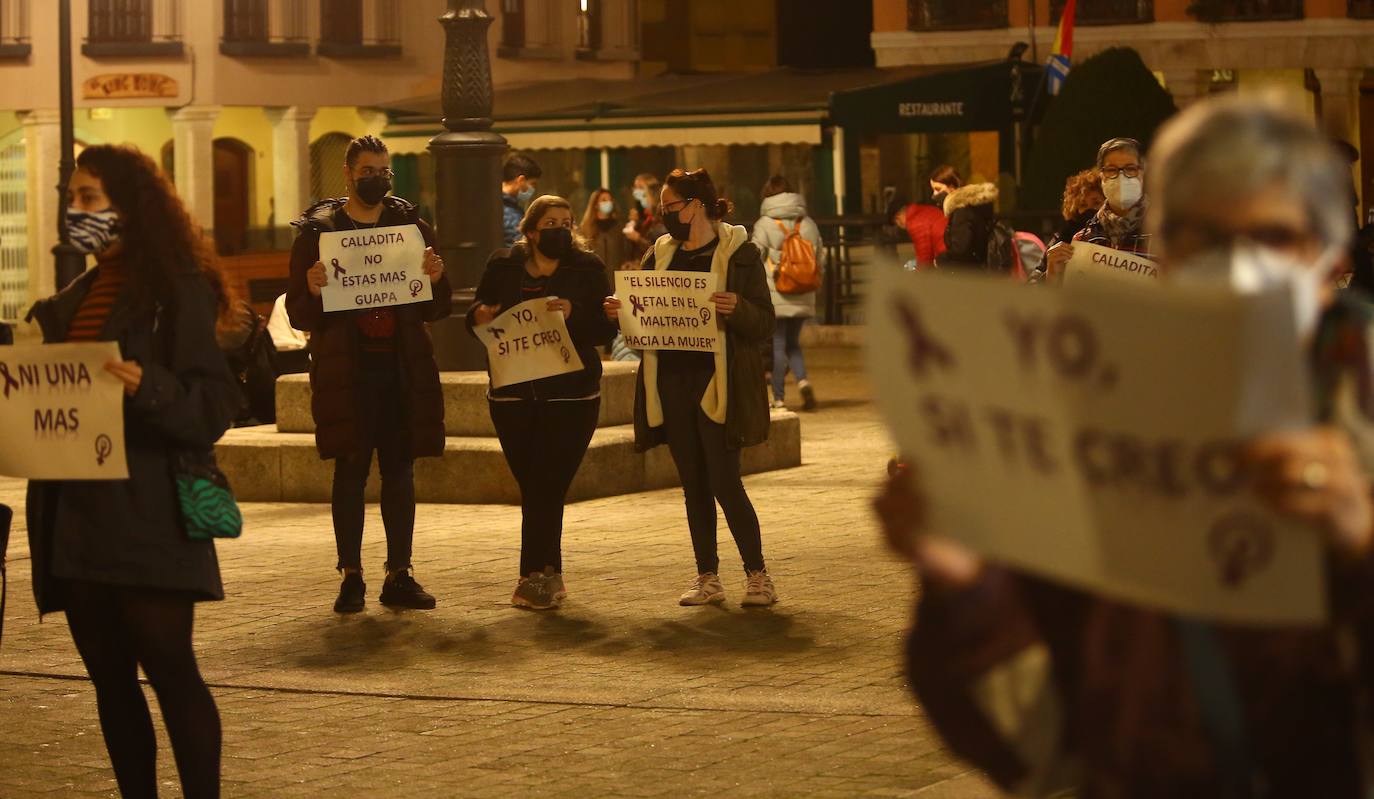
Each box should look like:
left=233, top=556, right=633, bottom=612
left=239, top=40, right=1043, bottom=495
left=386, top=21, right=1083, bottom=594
left=1173, top=241, right=1338, bottom=339
left=1103, top=174, right=1143, bottom=211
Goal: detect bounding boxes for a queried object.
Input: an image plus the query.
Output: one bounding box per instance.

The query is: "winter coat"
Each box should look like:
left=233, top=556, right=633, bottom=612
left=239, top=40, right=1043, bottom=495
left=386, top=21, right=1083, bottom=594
left=1073, top=203, right=1154, bottom=258
left=285, top=197, right=453, bottom=461
left=632, top=224, right=774, bottom=452
left=750, top=192, right=825, bottom=320
left=464, top=244, right=617, bottom=400
left=587, top=223, right=631, bottom=275
left=24, top=264, right=240, bottom=614
left=904, top=201, right=948, bottom=267
left=905, top=296, right=1374, bottom=797
left=938, top=183, right=999, bottom=269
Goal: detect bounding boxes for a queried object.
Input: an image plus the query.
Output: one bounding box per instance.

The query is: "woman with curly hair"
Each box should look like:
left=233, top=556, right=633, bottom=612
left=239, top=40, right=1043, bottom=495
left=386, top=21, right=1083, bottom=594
left=25, top=145, right=241, bottom=797
left=467, top=195, right=617, bottom=609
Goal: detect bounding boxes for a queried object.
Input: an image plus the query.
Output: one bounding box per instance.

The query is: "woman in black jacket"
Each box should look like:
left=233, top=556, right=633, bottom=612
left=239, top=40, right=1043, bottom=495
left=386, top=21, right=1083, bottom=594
left=467, top=195, right=617, bottom=610
left=25, top=145, right=240, bottom=797
left=937, top=182, right=999, bottom=269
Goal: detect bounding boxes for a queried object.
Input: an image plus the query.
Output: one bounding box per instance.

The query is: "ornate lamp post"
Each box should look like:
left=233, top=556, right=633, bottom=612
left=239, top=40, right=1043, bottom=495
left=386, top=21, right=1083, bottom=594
left=428, top=0, right=509, bottom=370
left=54, top=0, right=85, bottom=290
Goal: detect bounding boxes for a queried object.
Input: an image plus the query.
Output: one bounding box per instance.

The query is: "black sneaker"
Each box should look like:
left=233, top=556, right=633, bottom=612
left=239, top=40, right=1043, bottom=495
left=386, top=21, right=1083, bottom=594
left=799, top=381, right=817, bottom=411
left=511, top=567, right=558, bottom=610
left=380, top=569, right=437, bottom=610
left=334, top=572, right=366, bottom=614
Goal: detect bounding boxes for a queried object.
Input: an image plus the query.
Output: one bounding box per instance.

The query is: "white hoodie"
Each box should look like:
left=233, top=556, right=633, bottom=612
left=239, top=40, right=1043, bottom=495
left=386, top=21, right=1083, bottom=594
left=750, top=192, right=825, bottom=319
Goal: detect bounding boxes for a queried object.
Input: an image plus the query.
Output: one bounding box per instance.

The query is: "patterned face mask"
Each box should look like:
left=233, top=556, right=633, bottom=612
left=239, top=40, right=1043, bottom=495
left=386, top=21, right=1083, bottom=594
left=66, top=208, right=121, bottom=254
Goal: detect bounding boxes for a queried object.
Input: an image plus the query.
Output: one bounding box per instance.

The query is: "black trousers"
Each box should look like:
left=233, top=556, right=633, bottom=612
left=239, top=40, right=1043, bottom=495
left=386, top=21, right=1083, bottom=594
left=331, top=355, right=415, bottom=572
left=658, top=367, right=765, bottom=575
left=64, top=581, right=221, bottom=799
left=491, top=398, right=600, bottom=575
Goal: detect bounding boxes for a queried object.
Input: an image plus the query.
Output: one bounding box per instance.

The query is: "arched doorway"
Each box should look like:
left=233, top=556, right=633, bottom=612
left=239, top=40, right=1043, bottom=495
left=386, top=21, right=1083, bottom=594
left=213, top=137, right=253, bottom=256
left=310, top=132, right=352, bottom=204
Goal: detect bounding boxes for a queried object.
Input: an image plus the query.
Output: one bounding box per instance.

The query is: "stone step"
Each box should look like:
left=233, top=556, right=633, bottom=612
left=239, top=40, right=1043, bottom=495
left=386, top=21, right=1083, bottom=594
left=275, top=361, right=640, bottom=438
left=216, top=411, right=802, bottom=505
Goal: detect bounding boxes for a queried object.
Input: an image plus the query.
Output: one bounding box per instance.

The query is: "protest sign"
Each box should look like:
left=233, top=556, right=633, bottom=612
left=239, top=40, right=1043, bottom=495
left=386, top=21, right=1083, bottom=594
left=614, top=271, right=721, bottom=353
left=0, top=342, right=129, bottom=480
left=318, top=224, right=432, bottom=313
left=866, top=267, right=1324, bottom=625
left=472, top=298, right=584, bottom=389
left=1064, top=240, right=1160, bottom=285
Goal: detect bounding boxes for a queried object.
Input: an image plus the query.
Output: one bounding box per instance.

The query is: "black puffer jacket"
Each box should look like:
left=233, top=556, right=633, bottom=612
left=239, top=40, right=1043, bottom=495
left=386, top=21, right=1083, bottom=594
left=938, top=183, right=999, bottom=269
left=465, top=244, right=617, bottom=400
left=25, top=265, right=240, bottom=613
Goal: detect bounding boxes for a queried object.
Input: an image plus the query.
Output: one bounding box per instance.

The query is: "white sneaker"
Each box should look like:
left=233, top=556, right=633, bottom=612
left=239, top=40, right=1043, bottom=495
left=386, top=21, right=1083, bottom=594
left=770, top=399, right=786, bottom=410
left=741, top=570, right=777, bottom=607
left=679, top=572, right=726, bottom=606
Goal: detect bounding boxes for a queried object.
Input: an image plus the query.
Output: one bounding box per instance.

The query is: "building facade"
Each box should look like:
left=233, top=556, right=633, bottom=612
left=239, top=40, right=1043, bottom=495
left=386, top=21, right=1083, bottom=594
left=869, top=0, right=1374, bottom=215
left=0, top=0, right=640, bottom=321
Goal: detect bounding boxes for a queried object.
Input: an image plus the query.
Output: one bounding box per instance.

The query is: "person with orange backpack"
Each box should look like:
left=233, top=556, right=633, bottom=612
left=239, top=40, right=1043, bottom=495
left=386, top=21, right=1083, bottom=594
left=751, top=176, right=825, bottom=410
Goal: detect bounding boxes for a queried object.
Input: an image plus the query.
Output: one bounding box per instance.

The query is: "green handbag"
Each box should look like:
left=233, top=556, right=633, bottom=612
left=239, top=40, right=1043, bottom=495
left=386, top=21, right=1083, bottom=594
left=173, top=451, right=243, bottom=541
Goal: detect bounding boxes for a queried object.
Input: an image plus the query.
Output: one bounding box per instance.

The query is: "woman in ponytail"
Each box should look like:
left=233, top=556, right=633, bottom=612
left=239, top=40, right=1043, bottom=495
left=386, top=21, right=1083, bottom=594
left=603, top=168, right=779, bottom=607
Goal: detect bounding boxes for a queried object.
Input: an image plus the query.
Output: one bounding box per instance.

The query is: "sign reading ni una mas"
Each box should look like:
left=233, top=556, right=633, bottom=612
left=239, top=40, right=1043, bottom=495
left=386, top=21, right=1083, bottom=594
left=82, top=73, right=179, bottom=100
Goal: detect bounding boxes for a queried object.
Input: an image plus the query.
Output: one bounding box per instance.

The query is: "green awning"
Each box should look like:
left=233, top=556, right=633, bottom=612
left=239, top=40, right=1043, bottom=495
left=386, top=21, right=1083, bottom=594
left=829, top=60, right=1041, bottom=134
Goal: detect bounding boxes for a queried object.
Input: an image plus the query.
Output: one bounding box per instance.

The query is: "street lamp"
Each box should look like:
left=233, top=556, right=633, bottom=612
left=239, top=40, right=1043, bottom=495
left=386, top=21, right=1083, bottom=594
left=54, top=0, right=85, bottom=291
left=427, top=0, right=509, bottom=371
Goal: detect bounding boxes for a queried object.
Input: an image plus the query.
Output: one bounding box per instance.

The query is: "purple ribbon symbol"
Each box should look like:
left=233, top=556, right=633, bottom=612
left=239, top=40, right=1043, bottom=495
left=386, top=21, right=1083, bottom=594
left=409, top=279, right=424, bottom=298
left=0, top=361, right=18, bottom=398
left=629, top=295, right=647, bottom=317
left=331, top=259, right=346, bottom=280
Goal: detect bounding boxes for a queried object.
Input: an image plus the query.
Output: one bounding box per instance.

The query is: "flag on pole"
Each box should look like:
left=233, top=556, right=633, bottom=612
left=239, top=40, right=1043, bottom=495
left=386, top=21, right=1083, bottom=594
left=1047, top=0, right=1077, bottom=96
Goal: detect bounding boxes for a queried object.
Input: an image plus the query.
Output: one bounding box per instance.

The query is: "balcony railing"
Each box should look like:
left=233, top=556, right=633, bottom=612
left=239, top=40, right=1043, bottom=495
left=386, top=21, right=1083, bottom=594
left=318, top=0, right=401, bottom=58
left=221, top=0, right=308, bottom=56
left=1186, top=0, right=1303, bottom=22
left=907, top=0, right=1008, bottom=31
left=0, top=0, right=30, bottom=59
left=84, top=0, right=182, bottom=57
left=1051, top=0, right=1154, bottom=25
left=1351, top=0, right=1374, bottom=17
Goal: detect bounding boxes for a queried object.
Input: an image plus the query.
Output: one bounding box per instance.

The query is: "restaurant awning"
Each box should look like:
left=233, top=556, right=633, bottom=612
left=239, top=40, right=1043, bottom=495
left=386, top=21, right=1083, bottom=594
left=829, top=60, right=1042, bottom=134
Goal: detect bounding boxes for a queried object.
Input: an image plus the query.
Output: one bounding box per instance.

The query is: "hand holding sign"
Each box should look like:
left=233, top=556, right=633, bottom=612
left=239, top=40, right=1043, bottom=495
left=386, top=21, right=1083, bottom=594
left=867, top=268, right=1324, bottom=625
left=613, top=271, right=722, bottom=353
left=318, top=224, right=432, bottom=312
left=473, top=298, right=584, bottom=389
left=0, top=342, right=129, bottom=480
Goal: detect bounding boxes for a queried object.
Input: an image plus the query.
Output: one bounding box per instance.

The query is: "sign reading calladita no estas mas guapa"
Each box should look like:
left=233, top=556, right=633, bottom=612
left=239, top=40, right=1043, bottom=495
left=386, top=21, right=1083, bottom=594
left=318, top=224, right=432, bottom=313
left=0, top=342, right=129, bottom=480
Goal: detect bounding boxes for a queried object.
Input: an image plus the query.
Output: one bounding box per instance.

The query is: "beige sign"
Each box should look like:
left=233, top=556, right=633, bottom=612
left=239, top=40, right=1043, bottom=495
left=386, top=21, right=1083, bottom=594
left=866, top=268, right=1324, bottom=625
left=82, top=73, right=179, bottom=100
left=318, top=225, right=432, bottom=313
left=473, top=298, right=583, bottom=389
left=1064, top=240, right=1160, bottom=285
left=614, top=271, right=721, bottom=353
left=0, top=342, right=129, bottom=480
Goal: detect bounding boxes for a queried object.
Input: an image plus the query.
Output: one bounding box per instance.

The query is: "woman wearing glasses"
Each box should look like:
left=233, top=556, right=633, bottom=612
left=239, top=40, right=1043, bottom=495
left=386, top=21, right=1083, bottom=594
left=1044, top=138, right=1152, bottom=280
left=286, top=134, right=452, bottom=614
left=603, top=168, right=779, bottom=607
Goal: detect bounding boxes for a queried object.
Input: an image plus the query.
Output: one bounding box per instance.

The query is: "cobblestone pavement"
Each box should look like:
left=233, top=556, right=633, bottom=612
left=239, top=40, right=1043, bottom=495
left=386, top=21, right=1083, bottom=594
left=0, top=348, right=1000, bottom=798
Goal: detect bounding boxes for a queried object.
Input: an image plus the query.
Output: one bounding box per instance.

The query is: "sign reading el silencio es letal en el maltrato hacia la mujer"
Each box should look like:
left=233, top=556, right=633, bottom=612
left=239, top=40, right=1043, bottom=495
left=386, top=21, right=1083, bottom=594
left=0, top=341, right=129, bottom=480
left=614, top=271, right=722, bottom=353
left=318, top=224, right=431, bottom=313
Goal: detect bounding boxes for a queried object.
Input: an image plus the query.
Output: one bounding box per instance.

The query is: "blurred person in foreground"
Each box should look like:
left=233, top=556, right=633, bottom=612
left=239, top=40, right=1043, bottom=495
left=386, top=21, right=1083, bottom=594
left=875, top=95, right=1374, bottom=796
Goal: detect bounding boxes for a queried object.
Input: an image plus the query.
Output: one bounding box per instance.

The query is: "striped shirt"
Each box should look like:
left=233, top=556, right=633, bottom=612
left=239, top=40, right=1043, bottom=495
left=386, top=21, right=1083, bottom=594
left=67, top=256, right=129, bottom=341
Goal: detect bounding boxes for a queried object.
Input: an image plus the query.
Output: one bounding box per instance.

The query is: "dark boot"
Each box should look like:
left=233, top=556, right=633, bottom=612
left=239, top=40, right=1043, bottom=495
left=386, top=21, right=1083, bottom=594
left=334, top=571, right=366, bottom=614
left=380, top=568, right=437, bottom=610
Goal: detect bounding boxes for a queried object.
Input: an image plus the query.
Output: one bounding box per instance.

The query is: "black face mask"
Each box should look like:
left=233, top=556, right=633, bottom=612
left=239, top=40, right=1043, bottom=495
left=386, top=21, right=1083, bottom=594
left=536, top=226, right=572, bottom=259
left=663, top=206, right=694, bottom=241
left=355, top=175, right=392, bottom=207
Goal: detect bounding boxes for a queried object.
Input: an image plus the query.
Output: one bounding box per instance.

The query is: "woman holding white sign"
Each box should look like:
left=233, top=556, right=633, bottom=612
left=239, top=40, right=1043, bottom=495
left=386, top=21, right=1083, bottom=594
left=604, top=168, right=779, bottom=607
left=468, top=195, right=617, bottom=610
left=285, top=135, right=452, bottom=615
left=877, top=97, right=1374, bottom=796
left=25, top=145, right=240, bottom=798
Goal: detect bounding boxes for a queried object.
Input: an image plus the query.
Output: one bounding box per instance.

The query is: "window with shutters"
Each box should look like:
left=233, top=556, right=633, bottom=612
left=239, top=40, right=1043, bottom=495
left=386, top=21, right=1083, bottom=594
left=85, top=0, right=182, bottom=56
